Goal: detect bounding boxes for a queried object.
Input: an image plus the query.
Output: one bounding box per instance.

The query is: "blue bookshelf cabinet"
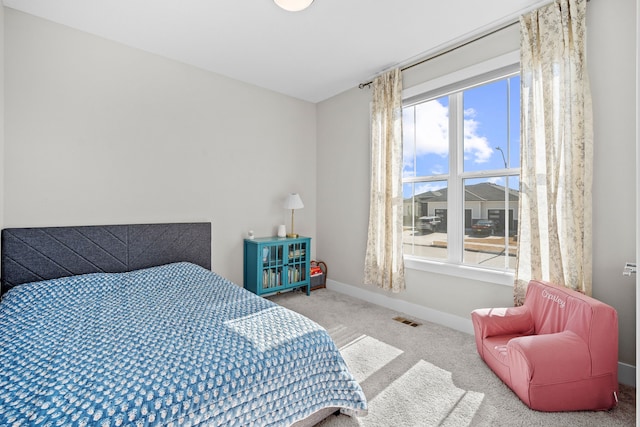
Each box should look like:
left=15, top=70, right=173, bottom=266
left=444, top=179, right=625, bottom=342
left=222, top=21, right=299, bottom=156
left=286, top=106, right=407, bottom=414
left=243, top=236, right=311, bottom=296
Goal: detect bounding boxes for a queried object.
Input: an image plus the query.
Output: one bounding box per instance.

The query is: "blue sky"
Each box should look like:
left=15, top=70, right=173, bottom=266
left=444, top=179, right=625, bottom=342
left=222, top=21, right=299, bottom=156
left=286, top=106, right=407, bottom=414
left=403, top=75, right=520, bottom=196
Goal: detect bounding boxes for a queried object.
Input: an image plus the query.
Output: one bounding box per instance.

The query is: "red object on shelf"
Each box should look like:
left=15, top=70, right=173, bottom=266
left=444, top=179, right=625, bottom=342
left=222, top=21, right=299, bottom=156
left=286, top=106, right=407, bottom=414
left=310, top=266, right=323, bottom=276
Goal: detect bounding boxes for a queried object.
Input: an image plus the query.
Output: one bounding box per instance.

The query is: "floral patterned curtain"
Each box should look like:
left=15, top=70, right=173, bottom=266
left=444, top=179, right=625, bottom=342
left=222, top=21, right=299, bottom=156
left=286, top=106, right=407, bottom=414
left=364, top=68, right=405, bottom=293
left=515, top=0, right=593, bottom=304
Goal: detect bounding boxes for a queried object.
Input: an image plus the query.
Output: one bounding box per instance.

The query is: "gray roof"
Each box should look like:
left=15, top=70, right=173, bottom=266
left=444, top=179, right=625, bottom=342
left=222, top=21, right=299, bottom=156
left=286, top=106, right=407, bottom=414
left=411, top=182, right=519, bottom=202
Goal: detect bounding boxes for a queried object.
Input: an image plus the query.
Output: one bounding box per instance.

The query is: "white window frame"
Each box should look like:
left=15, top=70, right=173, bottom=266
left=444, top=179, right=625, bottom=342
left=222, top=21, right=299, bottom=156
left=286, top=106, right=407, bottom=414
left=402, top=51, right=520, bottom=286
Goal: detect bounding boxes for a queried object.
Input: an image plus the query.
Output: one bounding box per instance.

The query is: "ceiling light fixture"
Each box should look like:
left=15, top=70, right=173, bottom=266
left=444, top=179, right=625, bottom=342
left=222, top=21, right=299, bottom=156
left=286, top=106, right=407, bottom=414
left=274, top=0, right=314, bottom=12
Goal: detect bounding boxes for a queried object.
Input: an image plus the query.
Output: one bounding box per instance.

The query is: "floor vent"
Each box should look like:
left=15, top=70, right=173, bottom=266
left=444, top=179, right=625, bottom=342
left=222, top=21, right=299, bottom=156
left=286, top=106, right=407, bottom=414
left=393, top=316, right=421, bottom=327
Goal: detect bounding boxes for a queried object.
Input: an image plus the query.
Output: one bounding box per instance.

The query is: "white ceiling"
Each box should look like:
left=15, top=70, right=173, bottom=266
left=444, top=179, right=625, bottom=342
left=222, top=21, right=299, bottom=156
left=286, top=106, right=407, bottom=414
left=3, top=0, right=549, bottom=103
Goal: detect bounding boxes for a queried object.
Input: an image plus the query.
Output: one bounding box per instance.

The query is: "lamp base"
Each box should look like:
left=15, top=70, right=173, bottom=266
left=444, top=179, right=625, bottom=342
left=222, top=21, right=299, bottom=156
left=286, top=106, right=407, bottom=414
left=286, top=233, right=299, bottom=238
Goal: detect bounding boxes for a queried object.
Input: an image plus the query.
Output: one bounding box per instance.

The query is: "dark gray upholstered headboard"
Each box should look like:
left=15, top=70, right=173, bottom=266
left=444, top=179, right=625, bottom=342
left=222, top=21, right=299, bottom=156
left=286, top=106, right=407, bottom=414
left=1, top=222, right=211, bottom=295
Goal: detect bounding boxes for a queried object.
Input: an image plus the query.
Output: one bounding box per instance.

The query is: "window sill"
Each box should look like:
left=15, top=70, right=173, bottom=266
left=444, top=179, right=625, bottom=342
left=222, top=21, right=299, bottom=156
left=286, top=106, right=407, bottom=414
left=404, top=256, right=514, bottom=286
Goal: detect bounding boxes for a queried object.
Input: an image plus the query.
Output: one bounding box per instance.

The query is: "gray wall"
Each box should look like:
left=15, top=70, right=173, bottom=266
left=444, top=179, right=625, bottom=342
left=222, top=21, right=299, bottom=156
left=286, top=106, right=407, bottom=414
left=317, top=0, right=637, bottom=367
left=3, top=8, right=317, bottom=286
left=589, top=0, right=637, bottom=371
left=0, top=5, right=4, bottom=232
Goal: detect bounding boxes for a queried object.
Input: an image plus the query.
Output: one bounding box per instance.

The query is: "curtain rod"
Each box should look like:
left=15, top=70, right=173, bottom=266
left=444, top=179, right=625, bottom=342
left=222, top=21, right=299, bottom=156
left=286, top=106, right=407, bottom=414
left=357, top=0, right=590, bottom=90
left=358, top=19, right=519, bottom=89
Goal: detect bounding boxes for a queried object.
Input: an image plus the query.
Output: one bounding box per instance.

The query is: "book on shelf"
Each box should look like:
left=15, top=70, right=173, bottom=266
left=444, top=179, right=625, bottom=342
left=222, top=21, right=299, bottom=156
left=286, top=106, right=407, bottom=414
left=262, top=268, right=281, bottom=288
left=287, top=265, right=306, bottom=283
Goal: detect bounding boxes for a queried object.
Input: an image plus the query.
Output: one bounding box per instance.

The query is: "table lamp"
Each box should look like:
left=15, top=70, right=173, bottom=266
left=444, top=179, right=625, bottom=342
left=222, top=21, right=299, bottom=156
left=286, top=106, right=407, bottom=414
left=283, top=193, right=304, bottom=238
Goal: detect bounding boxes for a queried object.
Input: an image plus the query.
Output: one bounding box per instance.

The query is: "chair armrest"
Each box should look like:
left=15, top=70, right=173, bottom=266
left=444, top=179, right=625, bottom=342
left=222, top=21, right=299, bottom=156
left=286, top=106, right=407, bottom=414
left=471, top=306, right=534, bottom=339
left=508, top=330, right=591, bottom=384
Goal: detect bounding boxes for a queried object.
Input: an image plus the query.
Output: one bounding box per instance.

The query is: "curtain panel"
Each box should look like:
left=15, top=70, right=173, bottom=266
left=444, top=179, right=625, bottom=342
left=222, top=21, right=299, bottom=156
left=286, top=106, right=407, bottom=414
left=515, top=0, right=593, bottom=304
left=364, top=68, right=405, bottom=293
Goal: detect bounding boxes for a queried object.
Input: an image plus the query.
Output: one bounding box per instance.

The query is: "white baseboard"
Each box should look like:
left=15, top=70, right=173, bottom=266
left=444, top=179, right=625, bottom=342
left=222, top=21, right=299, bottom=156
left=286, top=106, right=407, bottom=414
left=326, top=278, right=636, bottom=388
left=618, top=362, right=636, bottom=387
left=326, top=278, right=474, bottom=335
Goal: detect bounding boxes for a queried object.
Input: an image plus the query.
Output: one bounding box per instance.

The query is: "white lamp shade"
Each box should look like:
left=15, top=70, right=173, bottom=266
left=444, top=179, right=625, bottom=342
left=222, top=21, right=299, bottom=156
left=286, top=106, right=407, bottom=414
left=274, top=0, right=314, bottom=12
left=283, top=193, right=304, bottom=210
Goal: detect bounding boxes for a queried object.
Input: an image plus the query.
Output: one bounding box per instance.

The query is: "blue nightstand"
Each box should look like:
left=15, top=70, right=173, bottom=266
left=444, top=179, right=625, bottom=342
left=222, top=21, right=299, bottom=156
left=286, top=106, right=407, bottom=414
left=243, top=236, right=311, bottom=296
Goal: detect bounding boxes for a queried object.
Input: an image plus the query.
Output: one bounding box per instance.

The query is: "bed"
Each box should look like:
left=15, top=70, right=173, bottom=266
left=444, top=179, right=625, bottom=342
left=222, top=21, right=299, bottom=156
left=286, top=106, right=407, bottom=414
left=0, top=223, right=367, bottom=426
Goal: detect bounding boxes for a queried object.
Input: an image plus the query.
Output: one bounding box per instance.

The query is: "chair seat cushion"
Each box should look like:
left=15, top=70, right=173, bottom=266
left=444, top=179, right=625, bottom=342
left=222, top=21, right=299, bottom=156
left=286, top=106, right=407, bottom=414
left=482, top=334, right=525, bottom=384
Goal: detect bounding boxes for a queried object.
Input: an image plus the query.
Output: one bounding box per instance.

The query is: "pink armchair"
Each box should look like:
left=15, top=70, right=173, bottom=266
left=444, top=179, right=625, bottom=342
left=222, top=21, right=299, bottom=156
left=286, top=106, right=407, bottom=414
left=471, top=280, right=619, bottom=411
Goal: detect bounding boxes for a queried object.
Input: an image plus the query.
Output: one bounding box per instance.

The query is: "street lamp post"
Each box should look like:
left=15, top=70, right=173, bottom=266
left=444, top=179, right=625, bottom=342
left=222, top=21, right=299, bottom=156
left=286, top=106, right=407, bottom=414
left=495, top=146, right=507, bottom=168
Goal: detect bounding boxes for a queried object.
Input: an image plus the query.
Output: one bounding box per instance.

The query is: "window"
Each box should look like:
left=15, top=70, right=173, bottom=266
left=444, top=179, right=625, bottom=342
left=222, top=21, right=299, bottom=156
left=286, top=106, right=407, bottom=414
left=402, top=56, right=520, bottom=278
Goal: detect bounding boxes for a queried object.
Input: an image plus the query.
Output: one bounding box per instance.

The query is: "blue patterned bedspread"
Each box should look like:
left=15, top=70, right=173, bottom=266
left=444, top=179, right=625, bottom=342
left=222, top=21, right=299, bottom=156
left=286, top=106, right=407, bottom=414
left=0, top=262, right=367, bottom=426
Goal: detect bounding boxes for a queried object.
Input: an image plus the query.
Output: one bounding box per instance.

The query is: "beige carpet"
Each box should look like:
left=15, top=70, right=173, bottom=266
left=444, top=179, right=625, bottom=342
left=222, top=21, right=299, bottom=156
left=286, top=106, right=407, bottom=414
left=269, top=288, right=636, bottom=427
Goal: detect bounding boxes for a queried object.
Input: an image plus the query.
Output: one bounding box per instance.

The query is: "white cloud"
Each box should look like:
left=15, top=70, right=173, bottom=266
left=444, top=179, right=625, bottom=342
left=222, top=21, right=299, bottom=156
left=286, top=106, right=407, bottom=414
left=463, top=108, right=492, bottom=163
left=414, top=182, right=446, bottom=195
left=430, top=164, right=446, bottom=175
left=404, top=101, right=493, bottom=168
left=414, top=101, right=449, bottom=157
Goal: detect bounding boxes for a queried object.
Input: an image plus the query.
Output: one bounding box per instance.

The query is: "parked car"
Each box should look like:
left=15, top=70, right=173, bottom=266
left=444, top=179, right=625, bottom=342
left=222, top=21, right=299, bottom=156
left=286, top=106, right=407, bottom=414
left=471, top=219, right=497, bottom=236
left=416, top=216, right=441, bottom=233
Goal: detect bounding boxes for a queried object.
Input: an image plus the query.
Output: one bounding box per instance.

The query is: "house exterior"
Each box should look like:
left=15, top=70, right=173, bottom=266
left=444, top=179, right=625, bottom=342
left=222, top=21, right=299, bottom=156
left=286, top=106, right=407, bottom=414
left=404, top=182, right=519, bottom=234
